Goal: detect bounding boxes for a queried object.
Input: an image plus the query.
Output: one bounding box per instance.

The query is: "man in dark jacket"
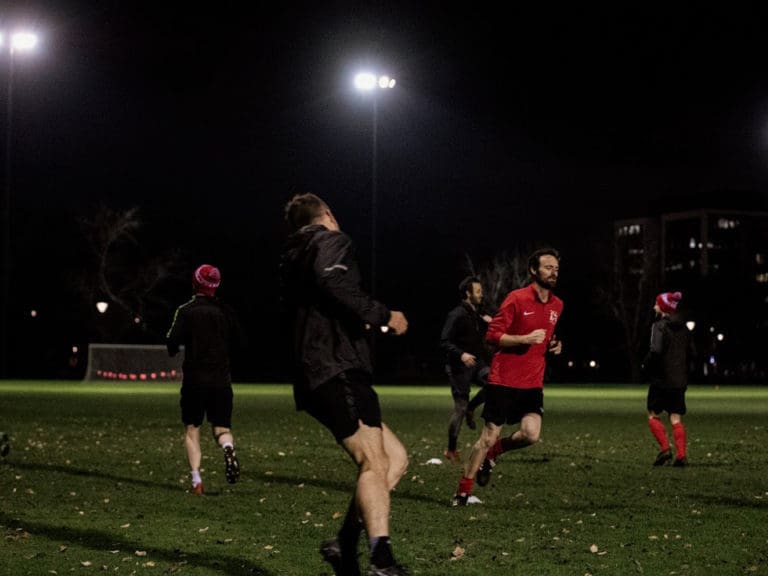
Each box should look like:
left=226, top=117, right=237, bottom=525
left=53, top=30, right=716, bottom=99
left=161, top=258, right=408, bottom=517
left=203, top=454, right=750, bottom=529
left=280, top=193, right=409, bottom=576
left=440, top=276, right=491, bottom=462
left=643, top=291, right=690, bottom=467
left=167, top=264, right=243, bottom=494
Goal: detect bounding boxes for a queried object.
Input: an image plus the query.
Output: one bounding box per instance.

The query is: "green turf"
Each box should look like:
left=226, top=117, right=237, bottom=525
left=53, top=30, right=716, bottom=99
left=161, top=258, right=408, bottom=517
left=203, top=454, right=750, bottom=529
left=1, top=381, right=767, bottom=575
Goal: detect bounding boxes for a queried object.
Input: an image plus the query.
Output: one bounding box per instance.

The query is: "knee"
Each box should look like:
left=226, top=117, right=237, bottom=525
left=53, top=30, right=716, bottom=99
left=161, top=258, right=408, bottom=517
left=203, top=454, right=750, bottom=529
left=524, top=430, right=540, bottom=445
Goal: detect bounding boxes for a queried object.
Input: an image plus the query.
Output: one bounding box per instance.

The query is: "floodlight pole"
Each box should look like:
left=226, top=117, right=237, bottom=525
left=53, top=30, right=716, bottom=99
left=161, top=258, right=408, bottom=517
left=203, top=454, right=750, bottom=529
left=0, top=31, right=38, bottom=378
left=0, top=50, right=15, bottom=379
left=370, top=95, right=378, bottom=297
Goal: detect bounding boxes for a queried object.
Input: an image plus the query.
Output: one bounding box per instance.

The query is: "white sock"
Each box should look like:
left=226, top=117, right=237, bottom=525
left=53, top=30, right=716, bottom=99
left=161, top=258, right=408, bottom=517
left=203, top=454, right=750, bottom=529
left=191, top=470, right=202, bottom=486
left=222, top=442, right=234, bottom=451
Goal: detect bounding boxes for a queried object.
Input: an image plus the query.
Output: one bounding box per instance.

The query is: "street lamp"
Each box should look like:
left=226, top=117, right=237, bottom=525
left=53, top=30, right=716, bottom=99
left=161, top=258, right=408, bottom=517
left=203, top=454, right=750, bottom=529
left=353, top=72, right=396, bottom=297
left=0, top=30, right=38, bottom=378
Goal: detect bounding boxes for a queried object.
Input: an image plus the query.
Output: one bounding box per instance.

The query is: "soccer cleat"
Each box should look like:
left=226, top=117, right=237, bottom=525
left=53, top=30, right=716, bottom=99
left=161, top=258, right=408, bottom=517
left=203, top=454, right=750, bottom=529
left=320, top=537, right=361, bottom=576
left=190, top=482, right=204, bottom=495
left=475, top=457, right=495, bottom=486
left=443, top=449, right=461, bottom=463
left=465, top=409, right=477, bottom=430
left=366, top=564, right=410, bottom=576
left=451, top=492, right=469, bottom=507
left=653, top=449, right=672, bottom=467
left=224, top=446, right=240, bottom=484
left=673, top=457, right=688, bottom=467
left=0, top=432, right=9, bottom=458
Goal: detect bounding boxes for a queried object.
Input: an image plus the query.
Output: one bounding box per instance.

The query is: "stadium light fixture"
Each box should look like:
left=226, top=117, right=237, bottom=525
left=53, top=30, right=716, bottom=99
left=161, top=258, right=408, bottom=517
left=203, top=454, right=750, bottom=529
left=685, top=321, right=695, bottom=331
left=352, top=70, right=396, bottom=298
left=0, top=28, right=40, bottom=378
left=96, top=301, right=109, bottom=314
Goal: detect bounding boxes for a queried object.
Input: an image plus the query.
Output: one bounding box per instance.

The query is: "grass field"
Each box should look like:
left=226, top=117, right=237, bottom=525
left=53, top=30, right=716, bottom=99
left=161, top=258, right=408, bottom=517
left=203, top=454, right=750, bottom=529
left=1, top=381, right=767, bottom=576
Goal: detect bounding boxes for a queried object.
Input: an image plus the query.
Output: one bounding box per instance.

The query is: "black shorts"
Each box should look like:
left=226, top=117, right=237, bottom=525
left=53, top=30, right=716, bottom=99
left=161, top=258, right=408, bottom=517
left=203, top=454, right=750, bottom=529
left=647, top=386, right=687, bottom=416
left=305, top=370, right=382, bottom=443
left=481, top=385, right=544, bottom=426
left=446, top=363, right=489, bottom=401
left=180, top=386, right=233, bottom=428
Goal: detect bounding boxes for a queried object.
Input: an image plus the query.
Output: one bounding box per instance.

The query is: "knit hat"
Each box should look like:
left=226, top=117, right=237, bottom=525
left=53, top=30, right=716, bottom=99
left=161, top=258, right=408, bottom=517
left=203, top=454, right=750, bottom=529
left=193, top=264, right=221, bottom=296
left=656, top=291, right=682, bottom=315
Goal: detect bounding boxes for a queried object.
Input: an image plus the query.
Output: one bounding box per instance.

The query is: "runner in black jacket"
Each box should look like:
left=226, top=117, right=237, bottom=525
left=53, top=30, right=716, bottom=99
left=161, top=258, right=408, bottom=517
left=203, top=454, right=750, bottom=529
left=167, top=264, right=243, bottom=494
left=440, top=276, right=491, bottom=462
left=280, top=193, right=409, bottom=576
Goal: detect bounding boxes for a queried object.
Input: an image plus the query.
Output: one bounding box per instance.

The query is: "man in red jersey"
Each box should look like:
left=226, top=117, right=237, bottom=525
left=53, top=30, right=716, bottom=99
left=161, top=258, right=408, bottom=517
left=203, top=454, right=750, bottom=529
left=452, top=248, right=563, bottom=506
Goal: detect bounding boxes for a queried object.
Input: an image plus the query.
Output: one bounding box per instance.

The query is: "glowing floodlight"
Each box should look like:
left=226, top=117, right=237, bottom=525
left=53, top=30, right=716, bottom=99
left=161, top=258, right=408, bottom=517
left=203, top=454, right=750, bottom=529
left=10, top=32, right=38, bottom=53
left=96, top=301, right=109, bottom=314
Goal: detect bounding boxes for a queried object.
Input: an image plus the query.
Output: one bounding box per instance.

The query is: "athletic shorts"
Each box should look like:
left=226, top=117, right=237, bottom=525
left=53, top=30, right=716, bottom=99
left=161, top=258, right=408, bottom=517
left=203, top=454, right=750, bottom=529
left=305, top=370, right=382, bottom=443
left=180, top=386, right=233, bottom=428
left=647, top=386, right=687, bottom=416
left=481, top=384, right=544, bottom=426
left=447, top=363, right=489, bottom=401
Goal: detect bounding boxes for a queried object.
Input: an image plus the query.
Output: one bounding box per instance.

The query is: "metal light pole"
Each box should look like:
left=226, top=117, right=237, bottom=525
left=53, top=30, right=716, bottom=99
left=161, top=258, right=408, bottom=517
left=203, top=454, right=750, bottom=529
left=0, top=31, right=38, bottom=378
left=354, top=72, right=395, bottom=298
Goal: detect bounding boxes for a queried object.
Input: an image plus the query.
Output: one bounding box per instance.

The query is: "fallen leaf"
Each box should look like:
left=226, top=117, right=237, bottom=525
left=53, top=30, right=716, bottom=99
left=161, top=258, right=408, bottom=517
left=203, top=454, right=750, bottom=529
left=81, top=561, right=92, bottom=566
left=135, top=550, right=147, bottom=557
left=589, top=544, right=599, bottom=553
left=58, top=546, right=68, bottom=553
left=451, top=546, right=465, bottom=558
left=199, top=527, right=209, bottom=533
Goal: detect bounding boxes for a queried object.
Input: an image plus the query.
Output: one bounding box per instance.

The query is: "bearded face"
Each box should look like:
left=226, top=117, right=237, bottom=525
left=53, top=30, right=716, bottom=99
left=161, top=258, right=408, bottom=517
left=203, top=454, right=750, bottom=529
left=532, top=255, right=559, bottom=289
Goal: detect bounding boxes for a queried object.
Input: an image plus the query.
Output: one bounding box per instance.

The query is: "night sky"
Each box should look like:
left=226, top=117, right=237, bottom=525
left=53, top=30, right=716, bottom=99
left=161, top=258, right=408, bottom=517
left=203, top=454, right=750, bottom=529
left=4, top=3, right=768, bottom=380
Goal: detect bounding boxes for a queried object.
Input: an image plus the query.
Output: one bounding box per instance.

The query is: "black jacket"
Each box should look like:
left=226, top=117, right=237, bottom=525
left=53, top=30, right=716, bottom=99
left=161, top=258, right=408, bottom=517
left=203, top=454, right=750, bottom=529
left=440, top=302, right=489, bottom=369
left=280, top=225, right=390, bottom=409
left=166, top=295, right=242, bottom=388
left=643, top=314, right=689, bottom=388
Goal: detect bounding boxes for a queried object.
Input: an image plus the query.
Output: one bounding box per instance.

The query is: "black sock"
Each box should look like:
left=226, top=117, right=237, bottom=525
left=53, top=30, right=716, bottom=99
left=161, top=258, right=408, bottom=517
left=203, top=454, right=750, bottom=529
left=370, top=536, right=394, bottom=568
left=338, top=498, right=363, bottom=554
left=448, top=435, right=457, bottom=451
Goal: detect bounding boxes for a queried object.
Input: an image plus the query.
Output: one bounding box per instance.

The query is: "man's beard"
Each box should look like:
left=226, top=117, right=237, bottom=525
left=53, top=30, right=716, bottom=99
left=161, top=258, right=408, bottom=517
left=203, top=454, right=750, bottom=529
left=533, top=274, right=557, bottom=290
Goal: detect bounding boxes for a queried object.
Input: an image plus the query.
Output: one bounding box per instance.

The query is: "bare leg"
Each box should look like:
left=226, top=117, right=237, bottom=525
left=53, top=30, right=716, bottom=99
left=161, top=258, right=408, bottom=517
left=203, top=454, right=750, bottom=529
left=464, top=421, right=502, bottom=479
left=342, top=422, right=406, bottom=538
left=185, top=425, right=202, bottom=471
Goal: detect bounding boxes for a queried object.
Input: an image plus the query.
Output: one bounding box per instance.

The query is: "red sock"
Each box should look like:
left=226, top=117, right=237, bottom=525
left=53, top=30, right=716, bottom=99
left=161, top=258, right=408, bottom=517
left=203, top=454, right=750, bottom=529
left=486, top=439, right=503, bottom=461
left=458, top=476, right=474, bottom=495
left=648, top=417, right=669, bottom=451
left=672, top=422, right=686, bottom=458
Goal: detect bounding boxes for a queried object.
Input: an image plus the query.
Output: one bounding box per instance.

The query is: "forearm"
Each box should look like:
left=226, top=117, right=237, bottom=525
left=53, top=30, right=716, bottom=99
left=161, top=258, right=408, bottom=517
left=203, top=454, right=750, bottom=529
left=498, top=333, right=531, bottom=348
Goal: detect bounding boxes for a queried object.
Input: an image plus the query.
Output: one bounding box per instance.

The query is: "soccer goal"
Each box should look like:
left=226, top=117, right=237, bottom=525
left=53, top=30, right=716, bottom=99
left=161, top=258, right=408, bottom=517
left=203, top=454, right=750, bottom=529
left=84, top=343, right=184, bottom=382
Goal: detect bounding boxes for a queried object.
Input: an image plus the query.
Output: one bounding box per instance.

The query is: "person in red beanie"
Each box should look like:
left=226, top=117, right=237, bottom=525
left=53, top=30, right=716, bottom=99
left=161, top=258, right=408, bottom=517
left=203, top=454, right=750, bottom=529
left=167, top=264, right=244, bottom=493
left=643, top=291, right=690, bottom=467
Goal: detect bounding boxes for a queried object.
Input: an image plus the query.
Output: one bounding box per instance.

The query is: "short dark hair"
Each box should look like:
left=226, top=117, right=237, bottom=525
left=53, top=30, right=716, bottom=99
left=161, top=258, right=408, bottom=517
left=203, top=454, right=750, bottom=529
left=284, top=193, right=328, bottom=232
left=458, top=276, right=481, bottom=300
left=528, top=248, right=560, bottom=275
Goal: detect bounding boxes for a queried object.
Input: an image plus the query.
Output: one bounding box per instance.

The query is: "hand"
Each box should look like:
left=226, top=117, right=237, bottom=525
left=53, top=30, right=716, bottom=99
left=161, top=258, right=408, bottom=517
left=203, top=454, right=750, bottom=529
left=526, top=329, right=547, bottom=345
left=461, top=352, right=477, bottom=367
left=387, top=311, right=408, bottom=335
left=481, top=314, right=493, bottom=323
left=548, top=337, right=562, bottom=355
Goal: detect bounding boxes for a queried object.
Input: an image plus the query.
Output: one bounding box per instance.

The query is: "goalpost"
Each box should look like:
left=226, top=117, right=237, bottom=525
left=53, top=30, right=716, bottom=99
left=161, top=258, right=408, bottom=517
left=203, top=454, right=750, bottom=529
left=84, top=343, right=184, bottom=382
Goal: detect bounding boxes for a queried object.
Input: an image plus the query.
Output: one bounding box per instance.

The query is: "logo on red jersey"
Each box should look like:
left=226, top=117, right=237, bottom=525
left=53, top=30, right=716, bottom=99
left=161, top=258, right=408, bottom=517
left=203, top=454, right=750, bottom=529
left=549, top=310, right=559, bottom=324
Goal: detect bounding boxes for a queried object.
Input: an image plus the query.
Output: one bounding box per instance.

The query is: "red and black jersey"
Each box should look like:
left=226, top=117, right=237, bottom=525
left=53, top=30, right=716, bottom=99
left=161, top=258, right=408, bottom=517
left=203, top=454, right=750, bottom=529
left=486, top=283, right=563, bottom=389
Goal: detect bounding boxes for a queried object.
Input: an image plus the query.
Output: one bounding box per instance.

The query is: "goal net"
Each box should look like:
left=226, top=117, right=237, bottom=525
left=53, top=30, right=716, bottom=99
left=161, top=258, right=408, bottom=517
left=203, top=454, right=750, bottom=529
left=84, top=343, right=184, bottom=382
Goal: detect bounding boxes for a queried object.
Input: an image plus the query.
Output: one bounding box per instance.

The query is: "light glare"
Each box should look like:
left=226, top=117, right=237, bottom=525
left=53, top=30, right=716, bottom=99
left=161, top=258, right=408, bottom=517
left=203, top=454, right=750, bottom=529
left=11, top=32, right=38, bottom=53
left=354, top=72, right=377, bottom=91
left=354, top=72, right=396, bottom=92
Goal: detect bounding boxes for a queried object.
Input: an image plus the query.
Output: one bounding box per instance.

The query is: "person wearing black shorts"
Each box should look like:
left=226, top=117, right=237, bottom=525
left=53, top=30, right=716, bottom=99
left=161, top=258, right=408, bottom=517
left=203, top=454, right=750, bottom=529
left=281, top=193, right=410, bottom=576
left=453, top=248, right=564, bottom=506
left=167, top=264, right=243, bottom=494
left=643, top=291, right=690, bottom=467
